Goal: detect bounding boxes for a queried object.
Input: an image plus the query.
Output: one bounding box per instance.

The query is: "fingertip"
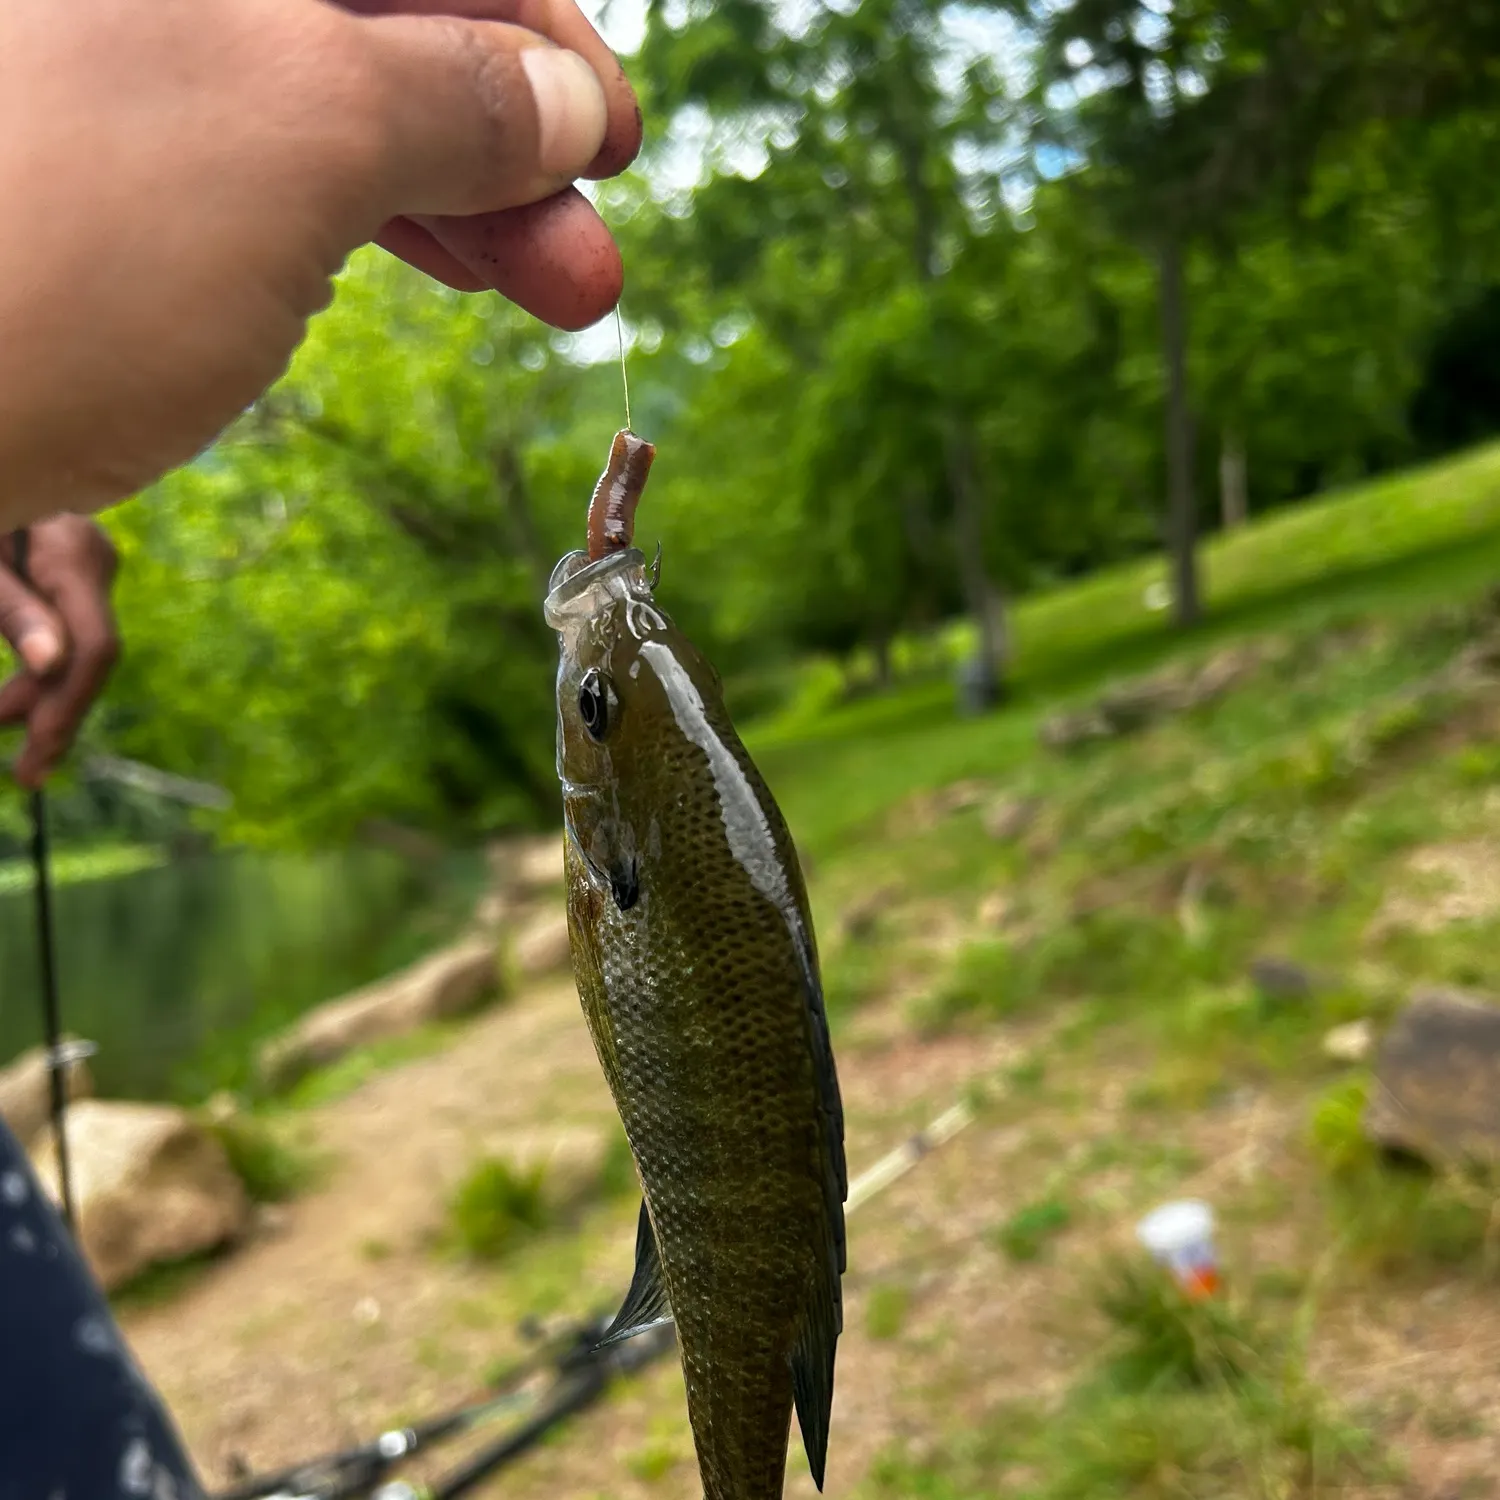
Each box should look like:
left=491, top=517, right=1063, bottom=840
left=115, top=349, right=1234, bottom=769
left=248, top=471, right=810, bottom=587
left=584, top=80, right=643, bottom=180
left=17, top=628, right=61, bottom=676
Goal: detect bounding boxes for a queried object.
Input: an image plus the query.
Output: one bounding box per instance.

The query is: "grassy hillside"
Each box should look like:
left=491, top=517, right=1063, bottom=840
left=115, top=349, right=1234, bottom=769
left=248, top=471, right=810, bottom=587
left=749, top=441, right=1500, bottom=856
left=742, top=442, right=1500, bottom=1498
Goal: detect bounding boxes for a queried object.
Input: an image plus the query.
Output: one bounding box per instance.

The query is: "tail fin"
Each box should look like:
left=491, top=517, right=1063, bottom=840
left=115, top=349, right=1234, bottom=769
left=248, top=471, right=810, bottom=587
left=791, top=1273, right=839, bottom=1490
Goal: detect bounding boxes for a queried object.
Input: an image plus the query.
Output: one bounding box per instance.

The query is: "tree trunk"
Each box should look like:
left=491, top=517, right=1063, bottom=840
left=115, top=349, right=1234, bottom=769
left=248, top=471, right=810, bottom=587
left=1219, top=429, right=1248, bottom=531
left=1158, top=237, right=1201, bottom=627
left=946, top=422, right=1007, bottom=710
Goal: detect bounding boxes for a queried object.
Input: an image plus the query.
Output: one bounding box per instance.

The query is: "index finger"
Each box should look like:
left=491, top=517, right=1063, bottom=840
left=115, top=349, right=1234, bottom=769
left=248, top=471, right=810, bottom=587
left=347, top=0, right=642, bottom=178
left=12, top=571, right=119, bottom=788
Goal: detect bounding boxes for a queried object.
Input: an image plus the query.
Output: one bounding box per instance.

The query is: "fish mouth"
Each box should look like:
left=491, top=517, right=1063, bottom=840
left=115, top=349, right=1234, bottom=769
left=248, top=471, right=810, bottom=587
left=544, top=548, right=649, bottom=628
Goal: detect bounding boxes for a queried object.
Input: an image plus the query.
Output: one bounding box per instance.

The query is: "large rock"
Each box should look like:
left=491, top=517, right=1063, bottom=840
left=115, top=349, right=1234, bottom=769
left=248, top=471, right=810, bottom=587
left=259, top=937, right=500, bottom=1090
left=0, top=1042, right=94, bottom=1148
left=514, top=909, right=573, bottom=977
left=1040, top=645, right=1270, bottom=752
left=1366, top=989, right=1500, bottom=1166
left=487, top=833, right=564, bottom=896
left=30, top=1101, right=249, bottom=1291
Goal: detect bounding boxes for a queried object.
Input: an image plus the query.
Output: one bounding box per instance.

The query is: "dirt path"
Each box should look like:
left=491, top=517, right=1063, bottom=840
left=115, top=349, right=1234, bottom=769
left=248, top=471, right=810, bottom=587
left=121, top=975, right=617, bottom=1482
left=117, top=970, right=1500, bottom=1500
left=117, top=973, right=1038, bottom=1497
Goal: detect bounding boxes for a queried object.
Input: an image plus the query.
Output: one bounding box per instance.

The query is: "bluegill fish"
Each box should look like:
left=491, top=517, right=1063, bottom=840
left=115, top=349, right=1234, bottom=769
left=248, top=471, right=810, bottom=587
left=544, top=432, right=846, bottom=1500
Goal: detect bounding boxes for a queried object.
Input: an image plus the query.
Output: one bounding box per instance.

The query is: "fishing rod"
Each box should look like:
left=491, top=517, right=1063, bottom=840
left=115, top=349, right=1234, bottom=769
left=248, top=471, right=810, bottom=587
left=211, top=1310, right=630, bottom=1500
left=10, top=526, right=77, bottom=1234
left=211, top=1095, right=987, bottom=1500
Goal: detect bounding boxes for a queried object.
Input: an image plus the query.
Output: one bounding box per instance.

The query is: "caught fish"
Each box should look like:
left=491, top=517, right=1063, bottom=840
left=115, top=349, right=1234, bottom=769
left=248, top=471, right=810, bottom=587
left=545, top=430, right=847, bottom=1500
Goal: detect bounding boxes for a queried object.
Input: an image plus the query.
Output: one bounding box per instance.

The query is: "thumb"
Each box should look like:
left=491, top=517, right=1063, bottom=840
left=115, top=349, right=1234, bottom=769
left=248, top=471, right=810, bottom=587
left=0, top=566, right=64, bottom=678
left=354, top=13, right=609, bottom=221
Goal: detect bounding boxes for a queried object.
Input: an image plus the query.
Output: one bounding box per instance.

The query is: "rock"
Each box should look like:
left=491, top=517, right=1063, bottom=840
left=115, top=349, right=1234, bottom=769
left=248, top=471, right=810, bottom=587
left=472, top=889, right=510, bottom=932
left=1041, top=648, right=1270, bottom=753
left=1248, top=956, right=1316, bottom=1002
left=1366, top=989, right=1500, bottom=1166
left=1039, top=707, right=1112, bottom=751
left=30, top=1101, right=249, bottom=1291
left=259, top=938, right=500, bottom=1090
left=1189, top=645, right=1264, bottom=702
left=1096, top=675, right=1194, bottom=733
left=1323, top=1019, right=1374, bottom=1064
left=0, top=1042, right=95, bottom=1149
left=487, top=834, right=563, bottom=896
left=514, top=909, right=573, bottom=977
left=982, top=795, right=1040, bottom=843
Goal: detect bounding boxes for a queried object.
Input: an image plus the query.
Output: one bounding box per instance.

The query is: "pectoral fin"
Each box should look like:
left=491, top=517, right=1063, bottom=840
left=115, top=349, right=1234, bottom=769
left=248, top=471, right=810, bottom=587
left=595, top=1199, right=673, bottom=1349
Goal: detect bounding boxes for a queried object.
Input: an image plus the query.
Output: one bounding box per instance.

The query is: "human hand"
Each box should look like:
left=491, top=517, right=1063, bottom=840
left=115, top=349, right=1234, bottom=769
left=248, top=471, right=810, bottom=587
left=0, top=0, right=642, bottom=528
left=0, top=518, right=120, bottom=789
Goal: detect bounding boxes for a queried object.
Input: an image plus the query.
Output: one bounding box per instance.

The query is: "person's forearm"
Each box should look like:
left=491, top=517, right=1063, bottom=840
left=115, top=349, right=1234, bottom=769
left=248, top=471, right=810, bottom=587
left=0, top=0, right=639, bottom=522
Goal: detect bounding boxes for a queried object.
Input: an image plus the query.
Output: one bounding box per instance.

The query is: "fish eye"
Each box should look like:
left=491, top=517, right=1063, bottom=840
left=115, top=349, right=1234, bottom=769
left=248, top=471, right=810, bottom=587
left=578, top=669, right=612, bottom=742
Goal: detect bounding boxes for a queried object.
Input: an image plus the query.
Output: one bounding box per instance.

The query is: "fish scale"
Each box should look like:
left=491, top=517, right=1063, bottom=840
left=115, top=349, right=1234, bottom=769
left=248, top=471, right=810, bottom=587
left=548, top=541, right=846, bottom=1500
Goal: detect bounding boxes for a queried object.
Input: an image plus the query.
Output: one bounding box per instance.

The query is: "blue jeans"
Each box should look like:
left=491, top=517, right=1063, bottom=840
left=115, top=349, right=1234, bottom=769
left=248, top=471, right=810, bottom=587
left=0, top=1116, right=203, bottom=1499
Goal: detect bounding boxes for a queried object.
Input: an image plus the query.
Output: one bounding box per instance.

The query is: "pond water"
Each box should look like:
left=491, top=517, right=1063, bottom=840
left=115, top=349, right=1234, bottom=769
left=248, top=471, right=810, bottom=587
left=0, top=846, right=487, bottom=1102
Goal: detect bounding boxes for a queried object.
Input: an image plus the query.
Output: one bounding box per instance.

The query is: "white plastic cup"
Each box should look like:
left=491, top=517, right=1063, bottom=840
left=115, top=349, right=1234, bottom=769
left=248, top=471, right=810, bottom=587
left=1135, top=1199, right=1220, bottom=1299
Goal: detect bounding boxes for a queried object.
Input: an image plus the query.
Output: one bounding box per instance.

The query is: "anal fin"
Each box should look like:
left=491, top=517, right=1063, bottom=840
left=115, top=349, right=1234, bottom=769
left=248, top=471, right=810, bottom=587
left=595, top=1198, right=673, bottom=1349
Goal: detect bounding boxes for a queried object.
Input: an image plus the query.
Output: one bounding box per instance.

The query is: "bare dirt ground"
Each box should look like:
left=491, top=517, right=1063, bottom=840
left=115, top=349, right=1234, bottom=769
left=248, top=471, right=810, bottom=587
left=119, top=971, right=1500, bottom=1500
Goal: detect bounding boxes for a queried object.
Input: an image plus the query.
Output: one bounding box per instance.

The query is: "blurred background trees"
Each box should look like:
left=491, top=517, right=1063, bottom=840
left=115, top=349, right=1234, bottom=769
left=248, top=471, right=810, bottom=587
left=57, top=0, right=1500, bottom=848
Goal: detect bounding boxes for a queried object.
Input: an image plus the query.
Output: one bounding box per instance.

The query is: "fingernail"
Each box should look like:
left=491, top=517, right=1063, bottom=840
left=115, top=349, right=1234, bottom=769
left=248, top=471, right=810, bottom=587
left=17, top=628, right=59, bottom=674
left=522, top=48, right=608, bottom=179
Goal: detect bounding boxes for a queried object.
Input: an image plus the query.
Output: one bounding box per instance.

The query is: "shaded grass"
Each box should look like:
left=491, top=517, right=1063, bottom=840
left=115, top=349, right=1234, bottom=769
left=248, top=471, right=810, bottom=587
left=993, top=1197, right=1073, bottom=1263
left=443, top=1157, right=550, bottom=1262
left=110, top=1249, right=224, bottom=1311
left=205, top=1112, right=321, bottom=1203
left=1309, top=1076, right=1500, bottom=1278
left=283, top=1021, right=464, bottom=1109
left=863, top=1260, right=1390, bottom=1500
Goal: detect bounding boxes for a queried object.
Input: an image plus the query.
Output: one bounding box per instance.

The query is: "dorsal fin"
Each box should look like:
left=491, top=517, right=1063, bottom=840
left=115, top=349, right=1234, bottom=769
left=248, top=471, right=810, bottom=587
left=595, top=1199, right=673, bottom=1349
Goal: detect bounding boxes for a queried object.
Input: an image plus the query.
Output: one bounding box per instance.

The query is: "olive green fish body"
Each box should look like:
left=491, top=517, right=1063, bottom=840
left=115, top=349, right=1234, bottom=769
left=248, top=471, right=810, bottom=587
left=547, top=547, right=845, bottom=1500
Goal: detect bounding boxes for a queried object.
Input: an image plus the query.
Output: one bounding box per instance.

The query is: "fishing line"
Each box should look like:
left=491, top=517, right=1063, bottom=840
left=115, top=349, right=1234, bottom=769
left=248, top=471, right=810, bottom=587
left=11, top=528, right=76, bottom=1236
left=615, top=306, right=632, bottom=433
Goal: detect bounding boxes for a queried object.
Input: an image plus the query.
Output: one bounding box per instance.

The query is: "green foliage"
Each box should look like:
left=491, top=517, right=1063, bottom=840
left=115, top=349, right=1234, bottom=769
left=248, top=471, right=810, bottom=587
left=445, top=1157, right=550, bottom=1262
left=1095, top=1258, right=1264, bottom=1391
left=1309, top=1078, right=1500, bottom=1277
left=109, top=1251, right=223, bottom=1311
left=864, top=1264, right=1386, bottom=1500
left=920, top=907, right=1219, bottom=1030
left=205, top=1114, right=318, bottom=1203
left=283, top=1022, right=462, bottom=1109
left=864, top=1283, right=912, bottom=1340
left=599, top=1127, right=640, bottom=1199
left=993, top=1197, right=1072, bottom=1263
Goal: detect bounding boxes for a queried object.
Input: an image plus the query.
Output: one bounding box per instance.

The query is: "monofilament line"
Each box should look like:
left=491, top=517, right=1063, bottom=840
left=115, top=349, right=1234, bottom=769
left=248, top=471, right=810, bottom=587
left=615, top=306, right=632, bottom=433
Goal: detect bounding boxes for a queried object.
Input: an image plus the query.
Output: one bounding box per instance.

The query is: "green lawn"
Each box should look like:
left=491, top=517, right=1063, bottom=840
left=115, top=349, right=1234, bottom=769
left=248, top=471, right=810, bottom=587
left=727, top=441, right=1500, bottom=1500
left=748, top=441, right=1500, bottom=859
